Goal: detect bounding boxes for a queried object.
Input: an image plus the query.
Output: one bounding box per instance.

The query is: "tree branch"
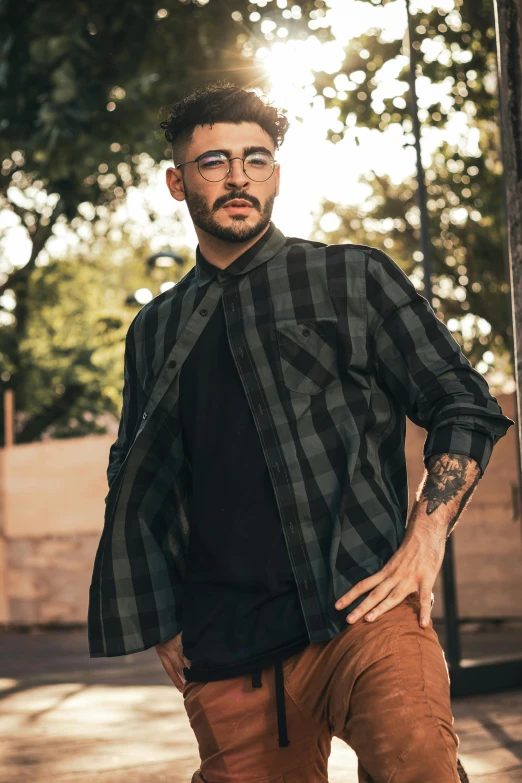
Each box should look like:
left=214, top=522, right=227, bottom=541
left=0, top=197, right=64, bottom=296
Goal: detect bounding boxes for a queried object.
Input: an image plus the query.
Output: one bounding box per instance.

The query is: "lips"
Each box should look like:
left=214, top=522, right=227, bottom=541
left=223, top=199, right=254, bottom=208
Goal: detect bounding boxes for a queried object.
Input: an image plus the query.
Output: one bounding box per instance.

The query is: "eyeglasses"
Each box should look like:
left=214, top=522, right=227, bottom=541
left=175, top=151, right=276, bottom=182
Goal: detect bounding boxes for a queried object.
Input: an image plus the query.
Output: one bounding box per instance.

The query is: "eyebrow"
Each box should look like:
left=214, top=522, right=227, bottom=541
left=196, top=146, right=273, bottom=159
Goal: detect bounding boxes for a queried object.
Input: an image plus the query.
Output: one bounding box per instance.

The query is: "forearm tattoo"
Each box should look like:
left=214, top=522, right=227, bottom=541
left=421, top=453, right=481, bottom=537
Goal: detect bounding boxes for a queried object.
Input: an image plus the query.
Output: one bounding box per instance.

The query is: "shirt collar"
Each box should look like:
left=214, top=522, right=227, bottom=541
left=194, top=222, right=286, bottom=287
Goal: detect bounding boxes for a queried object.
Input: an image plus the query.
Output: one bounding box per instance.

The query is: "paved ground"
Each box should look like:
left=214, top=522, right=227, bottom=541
left=1, top=626, right=521, bottom=782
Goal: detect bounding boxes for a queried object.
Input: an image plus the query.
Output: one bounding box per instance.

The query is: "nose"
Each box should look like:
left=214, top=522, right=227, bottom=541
left=226, top=157, right=249, bottom=189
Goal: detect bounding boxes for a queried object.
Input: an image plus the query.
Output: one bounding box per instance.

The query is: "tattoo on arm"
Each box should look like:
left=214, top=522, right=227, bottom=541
left=421, top=453, right=481, bottom=536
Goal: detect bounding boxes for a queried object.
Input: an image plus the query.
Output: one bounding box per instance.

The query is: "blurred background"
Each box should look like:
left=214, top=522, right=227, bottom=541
left=0, top=0, right=521, bottom=781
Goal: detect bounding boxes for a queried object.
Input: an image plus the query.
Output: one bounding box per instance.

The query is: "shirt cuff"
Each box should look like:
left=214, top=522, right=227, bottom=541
left=423, top=422, right=494, bottom=477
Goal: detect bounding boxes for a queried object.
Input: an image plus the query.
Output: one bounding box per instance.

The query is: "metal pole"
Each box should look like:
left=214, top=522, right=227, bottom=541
left=405, top=2, right=432, bottom=304
left=3, top=389, right=14, bottom=448
left=405, top=0, right=461, bottom=666
left=0, top=389, right=13, bottom=624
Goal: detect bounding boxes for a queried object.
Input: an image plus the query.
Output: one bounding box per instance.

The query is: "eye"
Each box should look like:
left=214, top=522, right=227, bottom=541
left=246, top=153, right=271, bottom=167
left=199, top=154, right=228, bottom=168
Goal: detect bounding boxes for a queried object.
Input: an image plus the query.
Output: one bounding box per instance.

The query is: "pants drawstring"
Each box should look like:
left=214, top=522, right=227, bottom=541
left=274, top=659, right=290, bottom=747
left=251, top=662, right=290, bottom=748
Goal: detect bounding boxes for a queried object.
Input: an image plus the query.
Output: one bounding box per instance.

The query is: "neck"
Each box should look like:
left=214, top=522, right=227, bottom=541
left=194, top=223, right=272, bottom=269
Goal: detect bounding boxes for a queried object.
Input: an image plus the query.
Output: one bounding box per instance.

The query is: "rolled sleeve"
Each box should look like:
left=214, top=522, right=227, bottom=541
left=423, top=420, right=494, bottom=476
left=366, top=247, right=515, bottom=476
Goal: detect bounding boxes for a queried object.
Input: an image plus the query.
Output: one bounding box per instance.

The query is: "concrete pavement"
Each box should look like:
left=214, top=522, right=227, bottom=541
left=1, top=626, right=521, bottom=782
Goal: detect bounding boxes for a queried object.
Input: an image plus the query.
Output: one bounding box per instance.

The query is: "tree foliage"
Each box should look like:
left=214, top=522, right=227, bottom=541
left=0, top=0, right=512, bottom=443
left=0, top=0, right=321, bottom=442
left=314, top=0, right=511, bottom=377
left=10, top=235, right=193, bottom=443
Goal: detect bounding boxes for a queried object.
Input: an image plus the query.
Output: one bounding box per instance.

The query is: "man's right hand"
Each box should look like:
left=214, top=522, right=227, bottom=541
left=155, top=631, right=191, bottom=693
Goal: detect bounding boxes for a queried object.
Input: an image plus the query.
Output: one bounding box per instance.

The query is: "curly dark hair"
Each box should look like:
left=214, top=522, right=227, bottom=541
left=160, top=81, right=290, bottom=164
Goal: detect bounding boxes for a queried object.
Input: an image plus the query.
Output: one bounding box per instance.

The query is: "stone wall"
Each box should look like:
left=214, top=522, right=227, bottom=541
left=0, top=394, right=521, bottom=626
left=405, top=392, right=522, bottom=619
left=0, top=434, right=110, bottom=626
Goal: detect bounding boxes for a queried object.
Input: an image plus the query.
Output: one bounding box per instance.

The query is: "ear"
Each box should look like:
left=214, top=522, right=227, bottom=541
left=166, top=166, right=186, bottom=203
left=274, top=162, right=280, bottom=197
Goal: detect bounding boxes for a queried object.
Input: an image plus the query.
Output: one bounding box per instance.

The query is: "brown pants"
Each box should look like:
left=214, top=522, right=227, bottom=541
left=183, top=593, right=460, bottom=782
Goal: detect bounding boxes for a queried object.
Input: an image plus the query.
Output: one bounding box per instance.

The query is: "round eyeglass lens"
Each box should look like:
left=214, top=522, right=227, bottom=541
left=244, top=152, right=274, bottom=181
left=197, top=153, right=229, bottom=181
left=197, top=152, right=274, bottom=182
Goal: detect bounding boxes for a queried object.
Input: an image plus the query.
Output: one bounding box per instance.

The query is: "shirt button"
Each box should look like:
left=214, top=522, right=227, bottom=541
left=167, top=359, right=177, bottom=368
left=142, top=412, right=148, bottom=420
left=199, top=308, right=208, bottom=316
left=302, top=328, right=311, bottom=337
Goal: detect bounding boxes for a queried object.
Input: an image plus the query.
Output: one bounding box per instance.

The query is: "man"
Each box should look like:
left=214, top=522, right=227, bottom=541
left=88, top=83, right=514, bottom=783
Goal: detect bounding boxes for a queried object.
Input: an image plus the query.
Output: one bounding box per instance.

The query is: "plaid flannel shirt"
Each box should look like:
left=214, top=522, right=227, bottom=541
left=88, top=222, right=514, bottom=657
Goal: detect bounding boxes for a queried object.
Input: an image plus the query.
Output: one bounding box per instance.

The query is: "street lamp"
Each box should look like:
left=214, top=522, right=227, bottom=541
left=125, top=250, right=185, bottom=306
left=146, top=251, right=185, bottom=271
left=406, top=0, right=522, bottom=697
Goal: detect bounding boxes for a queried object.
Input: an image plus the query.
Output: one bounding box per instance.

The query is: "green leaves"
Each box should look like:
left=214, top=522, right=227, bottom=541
left=10, top=235, right=193, bottom=442
left=29, top=35, right=72, bottom=65
left=0, top=0, right=327, bottom=441
left=316, top=0, right=510, bottom=380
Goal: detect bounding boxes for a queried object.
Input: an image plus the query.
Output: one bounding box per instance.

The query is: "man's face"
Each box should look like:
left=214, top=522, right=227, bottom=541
left=166, top=122, right=280, bottom=244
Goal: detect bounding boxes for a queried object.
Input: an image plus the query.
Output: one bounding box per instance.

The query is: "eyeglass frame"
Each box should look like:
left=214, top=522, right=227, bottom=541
left=175, top=149, right=277, bottom=182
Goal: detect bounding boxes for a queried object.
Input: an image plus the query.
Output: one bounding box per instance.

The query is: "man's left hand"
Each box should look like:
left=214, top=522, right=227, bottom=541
left=334, top=524, right=446, bottom=628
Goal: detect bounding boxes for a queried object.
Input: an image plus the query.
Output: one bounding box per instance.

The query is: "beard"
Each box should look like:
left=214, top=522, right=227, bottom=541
left=183, top=184, right=276, bottom=244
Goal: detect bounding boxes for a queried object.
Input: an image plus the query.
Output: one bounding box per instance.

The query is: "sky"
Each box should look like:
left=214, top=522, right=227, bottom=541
left=134, top=0, right=465, bottom=246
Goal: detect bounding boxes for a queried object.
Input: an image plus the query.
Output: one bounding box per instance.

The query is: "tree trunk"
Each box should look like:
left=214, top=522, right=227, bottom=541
left=494, top=0, right=522, bottom=491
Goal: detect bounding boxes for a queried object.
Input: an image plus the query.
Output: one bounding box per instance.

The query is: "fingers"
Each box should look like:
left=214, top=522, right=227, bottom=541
left=419, top=586, right=433, bottom=628
left=180, top=652, right=192, bottom=669
left=170, top=643, right=191, bottom=669
left=171, top=671, right=186, bottom=693
left=360, top=587, right=403, bottom=622
left=335, top=572, right=385, bottom=611
left=168, top=637, right=192, bottom=671
left=156, top=648, right=188, bottom=693
left=346, top=583, right=402, bottom=624
left=340, top=577, right=394, bottom=622
left=154, top=633, right=192, bottom=690
left=342, top=585, right=434, bottom=627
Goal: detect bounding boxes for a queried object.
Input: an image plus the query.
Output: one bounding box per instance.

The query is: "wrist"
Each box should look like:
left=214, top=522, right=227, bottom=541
left=407, top=513, right=448, bottom=545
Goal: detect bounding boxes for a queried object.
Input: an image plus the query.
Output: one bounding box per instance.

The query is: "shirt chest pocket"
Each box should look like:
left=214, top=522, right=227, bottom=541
left=276, top=318, right=339, bottom=395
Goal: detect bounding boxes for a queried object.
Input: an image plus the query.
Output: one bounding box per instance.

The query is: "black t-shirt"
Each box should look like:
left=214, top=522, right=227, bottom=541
left=179, top=248, right=309, bottom=682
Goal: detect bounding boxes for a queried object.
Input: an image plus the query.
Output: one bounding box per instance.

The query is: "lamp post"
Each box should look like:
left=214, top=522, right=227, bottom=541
left=145, top=251, right=185, bottom=272
left=405, top=0, right=462, bottom=670
left=406, top=0, right=522, bottom=695
left=125, top=251, right=185, bottom=306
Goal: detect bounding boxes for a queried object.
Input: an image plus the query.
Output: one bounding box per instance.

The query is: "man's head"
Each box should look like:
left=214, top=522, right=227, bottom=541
left=162, top=83, right=289, bottom=245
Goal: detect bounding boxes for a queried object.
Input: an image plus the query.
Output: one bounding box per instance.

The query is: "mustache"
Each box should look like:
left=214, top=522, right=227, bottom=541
left=213, top=192, right=260, bottom=211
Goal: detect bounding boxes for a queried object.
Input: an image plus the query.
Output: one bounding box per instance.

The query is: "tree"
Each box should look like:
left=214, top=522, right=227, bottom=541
left=494, top=0, right=522, bottom=450
left=313, top=0, right=512, bottom=377
left=0, top=0, right=322, bottom=441
left=9, top=230, right=193, bottom=443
